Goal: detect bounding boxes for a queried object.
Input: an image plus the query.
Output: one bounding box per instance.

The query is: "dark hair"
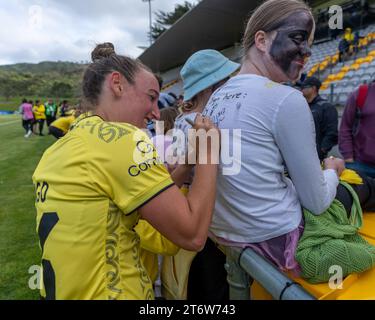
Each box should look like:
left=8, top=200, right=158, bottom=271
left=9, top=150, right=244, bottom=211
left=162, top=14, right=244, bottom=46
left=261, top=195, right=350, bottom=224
left=155, top=74, right=163, bottom=90
left=181, top=96, right=197, bottom=113
left=159, top=107, right=179, bottom=134
left=82, top=42, right=150, bottom=110
left=22, top=98, right=27, bottom=103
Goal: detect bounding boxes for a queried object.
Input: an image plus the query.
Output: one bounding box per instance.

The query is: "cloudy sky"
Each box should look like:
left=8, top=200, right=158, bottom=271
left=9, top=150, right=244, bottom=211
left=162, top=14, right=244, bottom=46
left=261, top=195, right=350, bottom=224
left=0, top=0, right=191, bottom=65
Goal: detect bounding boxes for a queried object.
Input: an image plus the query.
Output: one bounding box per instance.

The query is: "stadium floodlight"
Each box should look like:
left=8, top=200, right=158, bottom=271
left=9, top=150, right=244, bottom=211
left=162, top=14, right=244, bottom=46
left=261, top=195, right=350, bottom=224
left=142, top=0, right=154, bottom=46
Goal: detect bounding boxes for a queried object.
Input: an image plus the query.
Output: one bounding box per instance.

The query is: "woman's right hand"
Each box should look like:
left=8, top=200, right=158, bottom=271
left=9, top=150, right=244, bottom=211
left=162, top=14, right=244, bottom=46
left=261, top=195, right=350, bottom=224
left=323, top=156, right=345, bottom=177
left=140, top=116, right=220, bottom=251
left=189, top=114, right=220, bottom=165
left=193, top=114, right=219, bottom=133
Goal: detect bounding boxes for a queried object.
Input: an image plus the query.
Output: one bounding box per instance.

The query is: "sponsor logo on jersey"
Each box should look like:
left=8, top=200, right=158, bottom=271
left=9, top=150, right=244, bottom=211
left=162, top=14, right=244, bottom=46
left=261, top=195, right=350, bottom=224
left=128, top=156, right=162, bottom=177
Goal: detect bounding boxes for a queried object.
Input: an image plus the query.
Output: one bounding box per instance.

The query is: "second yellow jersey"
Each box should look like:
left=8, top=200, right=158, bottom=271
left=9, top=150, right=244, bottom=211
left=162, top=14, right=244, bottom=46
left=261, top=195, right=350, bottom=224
left=135, top=219, right=179, bottom=283
left=50, top=115, right=75, bottom=134
left=33, top=104, right=46, bottom=120
left=33, top=115, right=174, bottom=300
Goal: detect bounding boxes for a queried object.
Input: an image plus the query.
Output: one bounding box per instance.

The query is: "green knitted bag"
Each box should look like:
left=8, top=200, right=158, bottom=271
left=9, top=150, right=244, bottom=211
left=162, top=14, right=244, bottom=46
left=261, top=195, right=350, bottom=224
left=296, top=182, right=375, bottom=283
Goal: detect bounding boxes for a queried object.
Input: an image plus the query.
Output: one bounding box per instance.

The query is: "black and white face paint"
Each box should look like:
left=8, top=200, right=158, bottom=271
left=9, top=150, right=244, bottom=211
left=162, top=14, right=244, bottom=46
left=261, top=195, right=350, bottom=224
left=269, top=11, right=314, bottom=81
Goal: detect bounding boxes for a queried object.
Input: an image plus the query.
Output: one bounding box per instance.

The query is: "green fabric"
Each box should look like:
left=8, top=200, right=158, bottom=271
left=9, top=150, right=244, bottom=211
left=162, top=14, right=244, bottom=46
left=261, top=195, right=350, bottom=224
left=45, top=103, right=57, bottom=117
left=295, top=182, right=375, bottom=283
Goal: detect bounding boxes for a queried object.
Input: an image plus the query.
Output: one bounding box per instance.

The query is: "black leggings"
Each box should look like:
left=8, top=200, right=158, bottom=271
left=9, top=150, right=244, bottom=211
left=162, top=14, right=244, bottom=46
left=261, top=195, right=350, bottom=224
left=336, top=173, right=375, bottom=217
left=46, top=116, right=56, bottom=127
left=22, top=119, right=32, bottom=133
left=37, top=119, right=45, bottom=134
left=49, top=126, right=65, bottom=139
left=187, top=238, right=229, bottom=300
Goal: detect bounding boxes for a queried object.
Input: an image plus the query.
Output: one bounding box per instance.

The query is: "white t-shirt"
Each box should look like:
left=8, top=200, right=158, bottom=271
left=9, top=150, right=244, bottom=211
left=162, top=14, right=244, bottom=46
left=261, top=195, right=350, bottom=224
left=172, top=112, right=199, bottom=185
left=202, top=74, right=339, bottom=243
left=173, top=112, right=199, bottom=156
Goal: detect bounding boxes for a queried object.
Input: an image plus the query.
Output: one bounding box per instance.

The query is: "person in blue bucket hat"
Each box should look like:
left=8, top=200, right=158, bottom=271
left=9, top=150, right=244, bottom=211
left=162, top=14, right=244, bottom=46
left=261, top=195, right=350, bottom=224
left=181, top=49, right=240, bottom=102
left=174, top=49, right=239, bottom=157
left=164, top=50, right=239, bottom=300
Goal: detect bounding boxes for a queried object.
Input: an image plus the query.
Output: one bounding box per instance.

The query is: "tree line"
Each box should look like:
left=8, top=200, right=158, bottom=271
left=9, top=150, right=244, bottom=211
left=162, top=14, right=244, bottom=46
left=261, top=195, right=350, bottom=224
left=0, top=61, right=86, bottom=100
left=151, top=1, right=198, bottom=41
left=0, top=2, right=198, bottom=100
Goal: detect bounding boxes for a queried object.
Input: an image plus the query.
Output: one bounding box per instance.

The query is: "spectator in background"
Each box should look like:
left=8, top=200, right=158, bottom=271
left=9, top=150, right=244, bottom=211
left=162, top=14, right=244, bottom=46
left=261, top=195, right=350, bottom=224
left=353, top=31, right=361, bottom=54
left=28, top=100, right=36, bottom=134
left=48, top=108, right=80, bottom=139
left=338, top=37, right=350, bottom=62
left=60, top=100, right=69, bottom=117
left=339, top=27, right=355, bottom=62
left=155, top=74, right=177, bottom=109
left=33, top=100, right=46, bottom=136
left=19, top=98, right=34, bottom=138
left=300, top=76, right=338, bottom=161
left=45, top=99, right=57, bottom=127
left=339, top=81, right=375, bottom=178
left=344, top=27, right=354, bottom=44
left=159, top=92, right=177, bottom=109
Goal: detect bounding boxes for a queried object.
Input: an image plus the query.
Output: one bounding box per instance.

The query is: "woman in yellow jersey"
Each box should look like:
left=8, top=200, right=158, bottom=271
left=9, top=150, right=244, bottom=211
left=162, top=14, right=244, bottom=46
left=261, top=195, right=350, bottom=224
left=33, top=100, right=46, bottom=135
left=32, top=42, right=219, bottom=300
left=48, top=109, right=81, bottom=139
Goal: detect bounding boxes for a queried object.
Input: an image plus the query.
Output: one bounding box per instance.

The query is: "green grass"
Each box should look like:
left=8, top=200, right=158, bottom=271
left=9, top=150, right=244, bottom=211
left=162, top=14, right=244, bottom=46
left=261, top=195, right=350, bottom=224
left=0, top=97, right=22, bottom=111
left=0, top=114, right=55, bottom=299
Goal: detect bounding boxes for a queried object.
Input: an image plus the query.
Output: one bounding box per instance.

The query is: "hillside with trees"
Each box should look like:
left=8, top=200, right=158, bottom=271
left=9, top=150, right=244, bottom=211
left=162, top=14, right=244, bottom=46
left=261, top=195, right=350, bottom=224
left=0, top=61, right=87, bottom=101
left=0, top=1, right=199, bottom=104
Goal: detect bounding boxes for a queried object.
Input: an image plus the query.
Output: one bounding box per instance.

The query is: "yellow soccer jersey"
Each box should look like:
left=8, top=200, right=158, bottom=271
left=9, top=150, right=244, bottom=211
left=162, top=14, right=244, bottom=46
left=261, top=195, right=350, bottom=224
left=32, top=115, right=174, bottom=300
left=33, top=104, right=46, bottom=120
left=135, top=219, right=179, bottom=283
left=50, top=115, right=75, bottom=134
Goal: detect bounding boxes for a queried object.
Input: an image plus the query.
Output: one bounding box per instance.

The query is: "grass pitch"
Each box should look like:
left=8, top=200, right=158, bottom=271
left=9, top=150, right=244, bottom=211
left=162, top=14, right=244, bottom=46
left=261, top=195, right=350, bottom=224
left=0, top=114, right=54, bottom=299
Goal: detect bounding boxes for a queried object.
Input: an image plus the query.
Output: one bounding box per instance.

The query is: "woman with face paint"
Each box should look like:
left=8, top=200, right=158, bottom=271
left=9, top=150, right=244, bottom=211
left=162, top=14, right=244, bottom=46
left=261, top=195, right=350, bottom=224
left=202, top=0, right=375, bottom=277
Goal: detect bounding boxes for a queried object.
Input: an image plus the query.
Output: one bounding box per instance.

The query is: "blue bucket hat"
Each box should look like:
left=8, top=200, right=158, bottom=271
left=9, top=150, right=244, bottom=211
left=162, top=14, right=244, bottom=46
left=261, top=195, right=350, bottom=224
left=180, top=49, right=240, bottom=102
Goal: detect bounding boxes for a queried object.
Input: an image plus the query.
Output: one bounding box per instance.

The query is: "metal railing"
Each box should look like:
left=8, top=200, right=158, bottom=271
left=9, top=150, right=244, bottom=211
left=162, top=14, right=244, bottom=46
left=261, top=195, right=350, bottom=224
left=220, top=245, right=316, bottom=300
